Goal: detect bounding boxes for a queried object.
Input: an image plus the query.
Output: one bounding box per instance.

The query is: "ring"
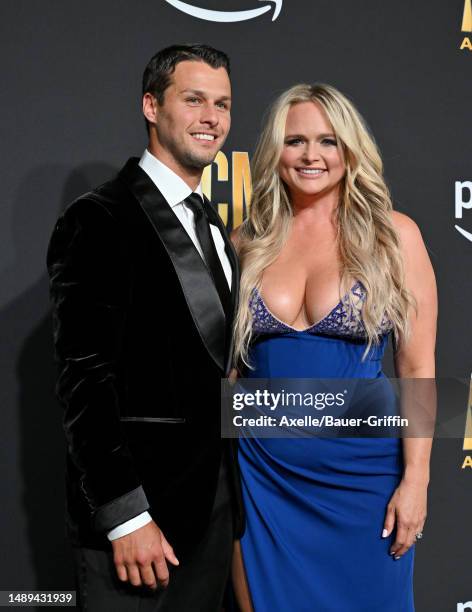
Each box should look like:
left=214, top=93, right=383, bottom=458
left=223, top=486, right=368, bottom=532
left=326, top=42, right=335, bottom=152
left=415, top=532, right=423, bottom=541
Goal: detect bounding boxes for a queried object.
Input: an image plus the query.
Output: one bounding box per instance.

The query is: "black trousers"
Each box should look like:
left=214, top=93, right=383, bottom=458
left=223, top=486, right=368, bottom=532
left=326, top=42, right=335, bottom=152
left=73, top=458, right=234, bottom=611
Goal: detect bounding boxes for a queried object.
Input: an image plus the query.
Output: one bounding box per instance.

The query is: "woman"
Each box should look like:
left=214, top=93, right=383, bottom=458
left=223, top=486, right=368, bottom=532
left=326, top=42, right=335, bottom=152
left=230, top=84, right=436, bottom=611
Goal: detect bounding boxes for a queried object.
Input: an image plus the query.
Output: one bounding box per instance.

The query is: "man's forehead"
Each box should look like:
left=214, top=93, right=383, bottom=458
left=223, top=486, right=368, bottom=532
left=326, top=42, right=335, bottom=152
left=171, top=61, right=230, bottom=89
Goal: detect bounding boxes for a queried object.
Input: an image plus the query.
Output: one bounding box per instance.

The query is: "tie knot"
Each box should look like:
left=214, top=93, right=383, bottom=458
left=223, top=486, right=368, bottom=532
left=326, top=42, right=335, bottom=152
left=185, top=193, right=205, bottom=219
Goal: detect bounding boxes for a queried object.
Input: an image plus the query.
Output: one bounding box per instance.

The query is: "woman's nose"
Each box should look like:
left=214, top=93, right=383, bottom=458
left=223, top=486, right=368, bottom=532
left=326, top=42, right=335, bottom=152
left=302, top=142, right=320, bottom=163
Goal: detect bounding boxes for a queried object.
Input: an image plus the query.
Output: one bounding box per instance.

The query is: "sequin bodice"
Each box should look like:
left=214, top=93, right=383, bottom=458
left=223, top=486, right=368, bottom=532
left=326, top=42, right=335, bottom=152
left=249, top=281, right=392, bottom=340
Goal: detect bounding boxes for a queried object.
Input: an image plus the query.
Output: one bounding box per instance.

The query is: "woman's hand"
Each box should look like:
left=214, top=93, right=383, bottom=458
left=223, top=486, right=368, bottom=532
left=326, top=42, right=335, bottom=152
left=228, top=367, right=239, bottom=385
left=382, top=474, right=428, bottom=560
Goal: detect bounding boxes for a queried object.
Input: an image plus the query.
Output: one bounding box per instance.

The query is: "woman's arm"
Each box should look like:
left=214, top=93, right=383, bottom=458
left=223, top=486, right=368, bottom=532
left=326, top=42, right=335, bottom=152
left=392, top=210, right=437, bottom=378
left=392, top=210, right=437, bottom=478
left=382, top=211, right=437, bottom=559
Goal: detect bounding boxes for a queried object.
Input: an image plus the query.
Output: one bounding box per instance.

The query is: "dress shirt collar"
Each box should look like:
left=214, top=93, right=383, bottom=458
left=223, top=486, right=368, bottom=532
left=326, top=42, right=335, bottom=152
left=138, top=149, right=203, bottom=207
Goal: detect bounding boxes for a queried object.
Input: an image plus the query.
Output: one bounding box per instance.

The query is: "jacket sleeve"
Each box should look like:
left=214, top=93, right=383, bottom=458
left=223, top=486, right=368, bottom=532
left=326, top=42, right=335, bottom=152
left=46, top=197, right=150, bottom=533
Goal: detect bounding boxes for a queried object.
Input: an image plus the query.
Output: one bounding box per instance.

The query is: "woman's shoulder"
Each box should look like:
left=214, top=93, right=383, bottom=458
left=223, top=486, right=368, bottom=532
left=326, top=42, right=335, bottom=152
left=390, top=210, right=424, bottom=249
left=390, top=211, right=435, bottom=284
left=230, top=223, right=246, bottom=254
left=230, top=224, right=242, bottom=242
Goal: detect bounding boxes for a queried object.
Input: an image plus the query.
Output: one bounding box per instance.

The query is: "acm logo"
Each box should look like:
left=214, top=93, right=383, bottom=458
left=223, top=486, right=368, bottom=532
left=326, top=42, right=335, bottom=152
left=460, top=0, right=472, bottom=50
left=461, top=375, right=472, bottom=469
left=201, top=151, right=252, bottom=229
left=164, top=0, right=282, bottom=22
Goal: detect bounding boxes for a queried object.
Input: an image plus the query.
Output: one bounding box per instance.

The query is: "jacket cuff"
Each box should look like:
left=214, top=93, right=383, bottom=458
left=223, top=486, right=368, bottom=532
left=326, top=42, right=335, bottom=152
left=92, top=486, right=150, bottom=533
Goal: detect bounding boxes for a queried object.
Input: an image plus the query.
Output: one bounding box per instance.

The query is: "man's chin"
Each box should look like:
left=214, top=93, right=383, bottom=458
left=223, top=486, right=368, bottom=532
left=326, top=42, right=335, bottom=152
left=183, top=150, right=219, bottom=170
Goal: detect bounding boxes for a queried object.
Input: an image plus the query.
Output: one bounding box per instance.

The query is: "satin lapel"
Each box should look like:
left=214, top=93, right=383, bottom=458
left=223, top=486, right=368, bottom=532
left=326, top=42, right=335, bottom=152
left=203, top=196, right=240, bottom=374
left=119, top=158, right=225, bottom=371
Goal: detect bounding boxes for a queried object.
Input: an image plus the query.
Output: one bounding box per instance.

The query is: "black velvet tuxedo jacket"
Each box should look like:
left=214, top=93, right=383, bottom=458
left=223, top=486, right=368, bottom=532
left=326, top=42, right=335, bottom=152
left=47, top=157, right=244, bottom=556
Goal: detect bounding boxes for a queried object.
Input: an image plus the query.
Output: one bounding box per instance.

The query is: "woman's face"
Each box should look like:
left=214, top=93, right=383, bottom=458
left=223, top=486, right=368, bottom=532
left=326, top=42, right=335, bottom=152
left=278, top=101, right=345, bottom=202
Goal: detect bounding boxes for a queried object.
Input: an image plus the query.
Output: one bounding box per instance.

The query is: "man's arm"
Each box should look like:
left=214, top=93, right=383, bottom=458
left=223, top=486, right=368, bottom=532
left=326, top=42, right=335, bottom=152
left=47, top=197, right=149, bottom=531
left=47, top=197, right=179, bottom=588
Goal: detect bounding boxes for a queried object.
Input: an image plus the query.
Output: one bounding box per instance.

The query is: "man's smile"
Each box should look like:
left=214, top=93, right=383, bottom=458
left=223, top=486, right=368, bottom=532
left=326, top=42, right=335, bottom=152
left=190, top=131, right=218, bottom=143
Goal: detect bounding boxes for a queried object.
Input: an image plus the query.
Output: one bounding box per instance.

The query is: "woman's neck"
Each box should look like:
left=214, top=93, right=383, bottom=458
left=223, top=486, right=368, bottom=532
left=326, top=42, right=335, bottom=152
left=290, top=188, right=340, bottom=228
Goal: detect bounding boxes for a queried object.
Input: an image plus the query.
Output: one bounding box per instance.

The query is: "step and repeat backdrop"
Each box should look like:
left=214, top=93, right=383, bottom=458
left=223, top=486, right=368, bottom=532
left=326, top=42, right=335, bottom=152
left=1, top=1, right=471, bottom=610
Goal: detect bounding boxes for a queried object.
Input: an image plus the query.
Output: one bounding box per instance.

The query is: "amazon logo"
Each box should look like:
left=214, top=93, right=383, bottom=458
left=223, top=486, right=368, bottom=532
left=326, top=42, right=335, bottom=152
left=164, top=0, right=282, bottom=22
left=455, top=181, right=472, bottom=242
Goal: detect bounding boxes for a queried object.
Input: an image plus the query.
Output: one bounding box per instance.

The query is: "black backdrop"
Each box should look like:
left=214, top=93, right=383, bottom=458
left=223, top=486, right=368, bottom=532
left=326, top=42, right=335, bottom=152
left=1, top=1, right=471, bottom=610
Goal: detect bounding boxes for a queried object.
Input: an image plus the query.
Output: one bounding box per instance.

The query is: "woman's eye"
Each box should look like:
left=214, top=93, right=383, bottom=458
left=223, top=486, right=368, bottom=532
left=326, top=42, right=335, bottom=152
left=322, top=138, right=338, bottom=146
left=286, top=138, right=303, bottom=145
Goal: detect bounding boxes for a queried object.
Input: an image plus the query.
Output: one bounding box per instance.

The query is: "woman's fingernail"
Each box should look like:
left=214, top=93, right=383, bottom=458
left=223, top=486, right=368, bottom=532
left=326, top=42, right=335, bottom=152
left=394, top=556, right=401, bottom=560
left=382, top=529, right=388, bottom=538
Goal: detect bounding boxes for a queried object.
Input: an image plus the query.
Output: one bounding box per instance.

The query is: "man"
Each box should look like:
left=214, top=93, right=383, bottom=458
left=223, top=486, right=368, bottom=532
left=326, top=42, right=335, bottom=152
left=47, top=44, right=243, bottom=611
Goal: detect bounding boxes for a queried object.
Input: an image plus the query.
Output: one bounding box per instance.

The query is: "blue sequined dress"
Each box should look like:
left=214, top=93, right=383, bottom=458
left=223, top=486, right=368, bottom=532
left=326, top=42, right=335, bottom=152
left=238, top=282, right=414, bottom=612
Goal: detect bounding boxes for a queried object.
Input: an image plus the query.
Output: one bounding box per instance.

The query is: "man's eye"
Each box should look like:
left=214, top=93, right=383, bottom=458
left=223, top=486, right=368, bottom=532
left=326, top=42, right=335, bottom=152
left=217, top=102, right=228, bottom=110
left=186, top=97, right=200, bottom=104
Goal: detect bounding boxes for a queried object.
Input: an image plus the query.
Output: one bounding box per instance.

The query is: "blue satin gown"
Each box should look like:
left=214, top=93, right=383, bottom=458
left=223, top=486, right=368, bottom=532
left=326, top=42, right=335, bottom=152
left=238, top=282, right=414, bottom=611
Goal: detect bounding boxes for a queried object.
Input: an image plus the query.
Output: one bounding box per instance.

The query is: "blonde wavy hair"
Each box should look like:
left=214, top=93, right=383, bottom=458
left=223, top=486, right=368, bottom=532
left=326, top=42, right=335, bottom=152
left=233, top=83, right=414, bottom=368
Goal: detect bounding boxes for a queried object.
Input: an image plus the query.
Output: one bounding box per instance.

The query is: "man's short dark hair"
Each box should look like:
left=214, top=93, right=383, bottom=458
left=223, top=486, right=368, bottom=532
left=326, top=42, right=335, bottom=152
left=142, top=43, right=230, bottom=106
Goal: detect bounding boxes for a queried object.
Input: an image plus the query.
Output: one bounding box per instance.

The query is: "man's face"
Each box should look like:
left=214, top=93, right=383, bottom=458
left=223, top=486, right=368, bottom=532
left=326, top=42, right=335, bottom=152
left=148, top=60, right=231, bottom=172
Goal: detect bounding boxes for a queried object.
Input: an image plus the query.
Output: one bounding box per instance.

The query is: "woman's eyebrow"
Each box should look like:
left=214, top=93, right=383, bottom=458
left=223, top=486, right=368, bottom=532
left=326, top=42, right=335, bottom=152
left=284, top=132, right=336, bottom=139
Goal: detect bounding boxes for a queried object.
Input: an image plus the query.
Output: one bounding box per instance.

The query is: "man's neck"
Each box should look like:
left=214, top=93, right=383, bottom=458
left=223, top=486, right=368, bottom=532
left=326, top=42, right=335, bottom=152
left=147, top=142, right=202, bottom=192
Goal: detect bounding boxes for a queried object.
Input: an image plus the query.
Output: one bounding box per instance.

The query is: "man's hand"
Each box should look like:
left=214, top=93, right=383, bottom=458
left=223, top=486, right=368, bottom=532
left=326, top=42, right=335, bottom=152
left=111, top=520, right=179, bottom=590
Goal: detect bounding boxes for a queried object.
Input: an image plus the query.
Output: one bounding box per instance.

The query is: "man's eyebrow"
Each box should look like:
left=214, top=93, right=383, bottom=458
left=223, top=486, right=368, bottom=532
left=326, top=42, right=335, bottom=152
left=179, top=88, right=232, bottom=101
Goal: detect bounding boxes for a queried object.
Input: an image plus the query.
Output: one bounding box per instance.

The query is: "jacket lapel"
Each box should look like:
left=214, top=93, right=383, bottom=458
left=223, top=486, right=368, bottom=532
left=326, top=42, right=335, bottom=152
left=118, top=158, right=226, bottom=371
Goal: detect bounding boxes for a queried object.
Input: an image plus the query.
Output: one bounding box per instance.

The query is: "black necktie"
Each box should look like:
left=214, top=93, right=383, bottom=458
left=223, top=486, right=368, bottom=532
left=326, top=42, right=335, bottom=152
left=184, top=193, right=232, bottom=319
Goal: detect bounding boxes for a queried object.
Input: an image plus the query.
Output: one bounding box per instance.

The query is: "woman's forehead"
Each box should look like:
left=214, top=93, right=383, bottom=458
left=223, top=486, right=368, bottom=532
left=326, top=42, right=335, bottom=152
left=285, top=101, right=334, bottom=134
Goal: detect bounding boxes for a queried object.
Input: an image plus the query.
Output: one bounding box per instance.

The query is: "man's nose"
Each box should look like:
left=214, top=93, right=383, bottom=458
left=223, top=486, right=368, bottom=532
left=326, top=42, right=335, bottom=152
left=199, top=102, right=219, bottom=126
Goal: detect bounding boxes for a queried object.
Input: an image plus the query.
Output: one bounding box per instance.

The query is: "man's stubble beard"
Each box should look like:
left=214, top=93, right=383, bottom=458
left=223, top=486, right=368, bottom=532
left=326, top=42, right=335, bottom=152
left=179, top=146, right=216, bottom=171
left=160, top=128, right=225, bottom=173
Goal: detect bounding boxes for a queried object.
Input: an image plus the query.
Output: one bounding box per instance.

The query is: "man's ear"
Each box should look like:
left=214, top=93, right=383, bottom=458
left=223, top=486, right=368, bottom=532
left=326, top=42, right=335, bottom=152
left=142, top=93, right=158, bottom=126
